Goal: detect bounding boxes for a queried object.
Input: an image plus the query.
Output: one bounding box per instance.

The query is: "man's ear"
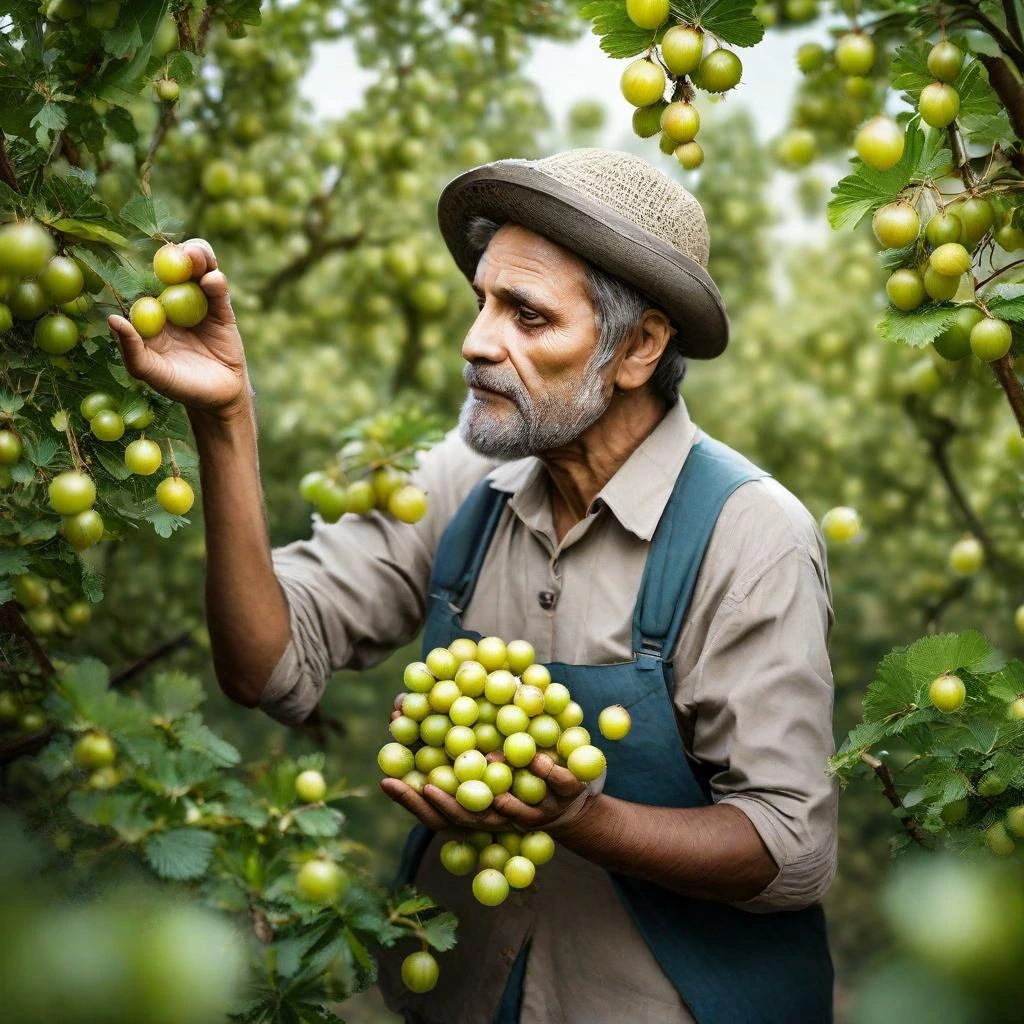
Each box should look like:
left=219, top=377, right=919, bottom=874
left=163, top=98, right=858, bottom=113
left=613, top=309, right=676, bottom=393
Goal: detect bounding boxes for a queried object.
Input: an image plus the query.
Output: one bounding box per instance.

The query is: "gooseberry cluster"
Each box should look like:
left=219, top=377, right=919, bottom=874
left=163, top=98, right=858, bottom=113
left=0, top=219, right=101, bottom=356
left=619, top=0, right=743, bottom=170
left=129, top=243, right=211, bottom=339
left=299, top=409, right=439, bottom=525
left=288, top=769, right=355, bottom=905
left=7, top=572, right=92, bottom=638
left=379, top=637, right=630, bottom=909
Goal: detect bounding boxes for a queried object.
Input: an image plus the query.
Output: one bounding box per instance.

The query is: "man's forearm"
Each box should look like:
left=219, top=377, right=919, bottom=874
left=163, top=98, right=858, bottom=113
left=188, top=395, right=293, bottom=709
left=551, top=794, right=779, bottom=903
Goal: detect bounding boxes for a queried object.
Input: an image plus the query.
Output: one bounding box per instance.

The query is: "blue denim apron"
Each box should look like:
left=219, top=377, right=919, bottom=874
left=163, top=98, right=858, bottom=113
left=395, top=434, right=834, bottom=1023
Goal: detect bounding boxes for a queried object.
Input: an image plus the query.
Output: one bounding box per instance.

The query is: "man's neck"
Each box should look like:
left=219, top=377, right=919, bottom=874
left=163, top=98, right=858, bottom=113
left=541, top=390, right=669, bottom=544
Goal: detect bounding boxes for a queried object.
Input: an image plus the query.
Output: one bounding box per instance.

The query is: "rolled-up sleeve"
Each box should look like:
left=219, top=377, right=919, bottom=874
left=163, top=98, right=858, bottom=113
left=688, top=545, right=839, bottom=913
left=258, top=432, right=497, bottom=726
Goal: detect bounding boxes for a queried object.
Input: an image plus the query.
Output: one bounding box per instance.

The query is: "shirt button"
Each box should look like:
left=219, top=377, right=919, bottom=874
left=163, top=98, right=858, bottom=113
left=538, top=590, right=557, bottom=610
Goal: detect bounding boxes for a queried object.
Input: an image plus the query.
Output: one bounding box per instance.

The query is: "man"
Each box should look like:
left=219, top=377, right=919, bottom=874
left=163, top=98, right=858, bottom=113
left=108, top=148, right=838, bottom=1024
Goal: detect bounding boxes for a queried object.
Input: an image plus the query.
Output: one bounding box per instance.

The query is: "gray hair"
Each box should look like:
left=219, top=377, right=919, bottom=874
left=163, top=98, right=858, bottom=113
left=464, top=216, right=686, bottom=404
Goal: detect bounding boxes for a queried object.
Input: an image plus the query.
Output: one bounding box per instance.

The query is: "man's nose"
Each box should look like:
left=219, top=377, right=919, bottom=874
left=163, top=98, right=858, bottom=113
left=461, top=307, right=508, bottom=365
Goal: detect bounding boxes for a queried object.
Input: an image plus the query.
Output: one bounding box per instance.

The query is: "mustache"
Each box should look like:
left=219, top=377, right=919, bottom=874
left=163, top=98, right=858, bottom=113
left=462, top=363, right=524, bottom=403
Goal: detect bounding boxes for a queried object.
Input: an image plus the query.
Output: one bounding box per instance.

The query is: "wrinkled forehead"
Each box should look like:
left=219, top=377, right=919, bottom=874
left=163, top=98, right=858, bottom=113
left=474, top=223, right=591, bottom=304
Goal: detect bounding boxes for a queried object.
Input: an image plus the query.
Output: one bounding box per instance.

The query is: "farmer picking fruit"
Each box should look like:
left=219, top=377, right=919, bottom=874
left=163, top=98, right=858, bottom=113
left=113, top=147, right=839, bottom=1023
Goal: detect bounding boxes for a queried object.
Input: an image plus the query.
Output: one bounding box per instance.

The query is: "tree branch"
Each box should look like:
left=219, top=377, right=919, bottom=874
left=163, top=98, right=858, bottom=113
left=0, top=600, right=54, bottom=677
left=109, top=629, right=195, bottom=689
left=1003, top=0, right=1024, bottom=49
left=860, top=751, right=934, bottom=849
left=0, top=725, right=56, bottom=766
left=976, top=53, right=1024, bottom=141
left=0, top=130, right=20, bottom=193
left=258, top=230, right=365, bottom=309
left=139, top=102, right=177, bottom=197
left=958, top=0, right=1024, bottom=75
left=991, top=354, right=1024, bottom=434
left=923, top=576, right=972, bottom=633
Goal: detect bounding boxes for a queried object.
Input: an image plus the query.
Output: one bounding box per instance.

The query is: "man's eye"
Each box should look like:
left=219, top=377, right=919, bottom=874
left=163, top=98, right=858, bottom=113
left=517, top=308, right=543, bottom=326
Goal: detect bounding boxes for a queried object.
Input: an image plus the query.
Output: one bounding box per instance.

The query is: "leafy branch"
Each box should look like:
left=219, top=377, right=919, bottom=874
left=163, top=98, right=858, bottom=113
left=860, top=751, right=934, bottom=848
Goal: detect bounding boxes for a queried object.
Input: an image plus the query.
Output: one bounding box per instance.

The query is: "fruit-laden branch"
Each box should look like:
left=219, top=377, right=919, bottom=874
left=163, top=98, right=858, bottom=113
left=976, top=53, right=1024, bottom=141
left=859, top=751, right=934, bottom=848
left=0, top=130, right=20, bottom=192
left=109, top=629, right=195, bottom=689
left=991, top=354, right=1024, bottom=435
left=258, top=230, right=365, bottom=309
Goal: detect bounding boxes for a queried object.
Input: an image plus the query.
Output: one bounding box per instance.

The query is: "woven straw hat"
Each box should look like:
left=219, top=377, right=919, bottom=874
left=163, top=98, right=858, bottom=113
left=436, top=147, right=729, bottom=359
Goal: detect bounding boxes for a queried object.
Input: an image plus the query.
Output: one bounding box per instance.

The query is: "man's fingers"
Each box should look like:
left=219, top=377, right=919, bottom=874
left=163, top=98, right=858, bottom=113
left=180, top=238, right=218, bottom=276
left=393, top=692, right=406, bottom=712
left=108, top=313, right=156, bottom=382
left=379, top=778, right=448, bottom=831
left=492, top=792, right=543, bottom=829
left=529, top=754, right=584, bottom=798
left=421, top=784, right=509, bottom=831
left=198, top=269, right=236, bottom=328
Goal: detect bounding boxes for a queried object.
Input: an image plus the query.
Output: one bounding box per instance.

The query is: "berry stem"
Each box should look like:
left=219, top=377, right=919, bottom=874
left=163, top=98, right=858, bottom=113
left=976, top=257, right=1024, bottom=289
left=163, top=437, right=180, bottom=474
left=859, top=751, right=933, bottom=848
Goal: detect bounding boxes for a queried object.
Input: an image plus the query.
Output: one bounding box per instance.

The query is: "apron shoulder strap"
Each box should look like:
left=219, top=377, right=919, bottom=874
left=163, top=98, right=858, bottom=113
left=632, top=431, right=771, bottom=661
left=429, top=477, right=510, bottom=610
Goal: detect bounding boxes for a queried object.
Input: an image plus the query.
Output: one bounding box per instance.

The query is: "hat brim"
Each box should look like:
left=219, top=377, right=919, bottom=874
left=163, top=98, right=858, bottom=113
left=436, top=161, right=729, bottom=360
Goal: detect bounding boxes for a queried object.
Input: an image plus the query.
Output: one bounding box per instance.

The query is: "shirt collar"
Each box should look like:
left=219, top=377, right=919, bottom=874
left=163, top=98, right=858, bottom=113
left=484, top=397, right=699, bottom=542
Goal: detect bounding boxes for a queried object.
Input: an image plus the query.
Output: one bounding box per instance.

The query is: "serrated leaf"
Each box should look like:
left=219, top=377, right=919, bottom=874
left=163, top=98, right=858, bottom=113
left=31, top=733, right=73, bottom=780
left=105, top=107, right=139, bottom=144
left=274, top=921, right=334, bottom=979
left=53, top=218, right=129, bottom=247
left=985, top=660, right=1024, bottom=702
left=393, top=895, right=435, bottom=916
left=580, top=1, right=655, bottom=59
left=987, top=294, right=1024, bottom=324
left=147, top=748, right=221, bottom=793
left=293, top=805, right=345, bottom=837
left=878, top=240, right=919, bottom=272
left=218, top=777, right=269, bottom=828
left=119, top=193, right=178, bottom=238
left=30, top=100, right=67, bottom=146
left=68, top=790, right=150, bottom=840
left=42, top=174, right=107, bottom=220
left=421, top=911, right=458, bottom=953
left=17, top=519, right=60, bottom=544
left=166, top=50, right=201, bottom=86
left=51, top=409, right=69, bottom=431
left=91, top=443, right=133, bottom=482
left=173, top=712, right=241, bottom=767
left=905, top=630, right=1000, bottom=683
left=0, top=547, right=32, bottom=577
left=828, top=122, right=926, bottom=231
left=876, top=302, right=960, bottom=348
left=144, top=670, right=206, bottom=719
left=143, top=827, right=217, bottom=880
left=673, top=0, right=763, bottom=47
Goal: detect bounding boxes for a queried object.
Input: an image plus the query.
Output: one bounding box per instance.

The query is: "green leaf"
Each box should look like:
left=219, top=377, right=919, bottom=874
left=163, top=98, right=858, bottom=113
left=0, top=547, right=32, bottom=578
left=147, top=748, right=221, bottom=794
left=144, top=670, right=206, bottom=720
left=293, top=805, right=345, bottom=837
left=143, top=827, right=217, bottom=880
left=218, top=777, right=269, bottom=828
left=580, top=1, right=655, bottom=59
left=42, top=173, right=107, bottom=220
left=105, top=107, right=139, bottom=144
left=92, top=443, right=133, bottom=482
left=672, top=0, right=763, bottom=47
left=987, top=293, right=1024, bottom=325
left=985, top=661, right=1024, bottom=703
left=79, top=560, right=105, bottom=603
left=68, top=790, right=150, bottom=841
left=173, top=712, right=242, bottom=767
left=421, top=911, right=459, bottom=953
left=52, top=218, right=130, bottom=247
left=119, top=193, right=180, bottom=238
left=904, top=630, right=1000, bottom=684
left=31, top=733, right=73, bottom=781
left=827, top=122, right=926, bottom=231
left=876, top=303, right=960, bottom=348
left=166, top=50, right=201, bottom=86
left=878, top=240, right=919, bottom=272
left=393, top=895, right=435, bottom=917
left=30, top=100, right=68, bottom=146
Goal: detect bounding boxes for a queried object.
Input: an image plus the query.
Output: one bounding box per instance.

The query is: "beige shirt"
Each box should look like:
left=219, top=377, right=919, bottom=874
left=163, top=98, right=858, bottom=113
left=261, top=397, right=839, bottom=1024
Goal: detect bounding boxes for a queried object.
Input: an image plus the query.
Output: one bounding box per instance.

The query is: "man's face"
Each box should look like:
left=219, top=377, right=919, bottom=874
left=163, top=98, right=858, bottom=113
left=458, top=223, right=612, bottom=459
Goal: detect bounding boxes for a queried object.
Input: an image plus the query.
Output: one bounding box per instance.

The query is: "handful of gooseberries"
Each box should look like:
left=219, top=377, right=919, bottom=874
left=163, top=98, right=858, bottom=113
left=300, top=408, right=442, bottom=525
left=128, top=242, right=211, bottom=338
left=379, top=636, right=631, bottom=914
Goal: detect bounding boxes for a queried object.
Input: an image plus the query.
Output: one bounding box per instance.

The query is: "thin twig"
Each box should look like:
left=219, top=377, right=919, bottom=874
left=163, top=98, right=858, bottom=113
left=259, top=230, right=366, bottom=309
left=976, top=53, right=1024, bottom=141
left=0, top=600, right=55, bottom=676
left=139, top=103, right=177, bottom=197
left=109, top=629, right=195, bottom=689
left=0, top=725, right=56, bottom=766
left=1002, top=0, right=1024, bottom=49
left=958, top=0, right=1024, bottom=74
left=977, top=258, right=1024, bottom=289
left=860, top=751, right=934, bottom=848
left=923, top=577, right=971, bottom=633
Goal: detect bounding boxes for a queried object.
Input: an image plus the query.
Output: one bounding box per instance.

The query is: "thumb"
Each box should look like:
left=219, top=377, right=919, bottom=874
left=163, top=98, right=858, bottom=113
left=108, top=313, right=159, bottom=383
left=198, top=269, right=237, bottom=328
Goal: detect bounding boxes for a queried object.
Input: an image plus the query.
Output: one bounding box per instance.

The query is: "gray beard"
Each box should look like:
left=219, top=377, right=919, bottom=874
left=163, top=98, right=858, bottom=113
left=458, top=358, right=611, bottom=459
